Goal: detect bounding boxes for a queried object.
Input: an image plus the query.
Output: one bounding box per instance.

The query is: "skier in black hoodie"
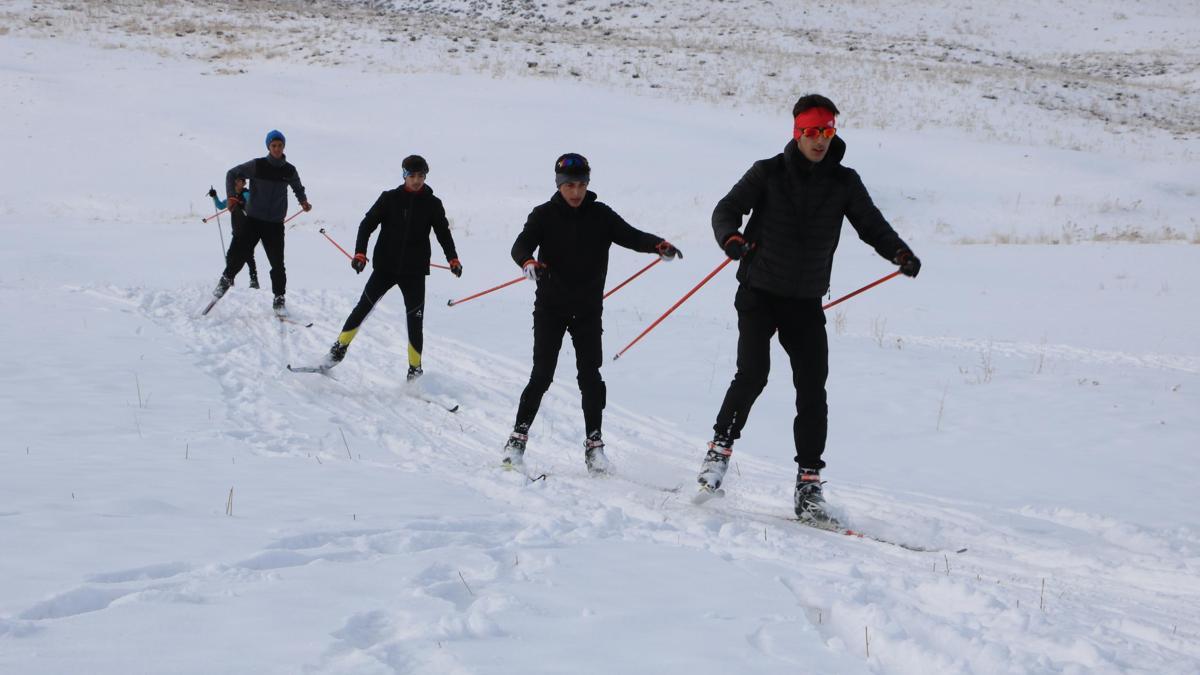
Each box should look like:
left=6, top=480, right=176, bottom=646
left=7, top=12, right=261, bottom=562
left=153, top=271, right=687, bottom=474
left=695, top=94, right=922, bottom=522
left=210, top=129, right=310, bottom=317
left=321, top=155, right=461, bottom=380
left=501, top=153, right=682, bottom=474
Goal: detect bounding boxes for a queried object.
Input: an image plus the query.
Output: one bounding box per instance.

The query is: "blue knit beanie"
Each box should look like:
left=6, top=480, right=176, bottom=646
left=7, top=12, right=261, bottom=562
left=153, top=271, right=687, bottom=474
left=265, top=129, right=286, bottom=148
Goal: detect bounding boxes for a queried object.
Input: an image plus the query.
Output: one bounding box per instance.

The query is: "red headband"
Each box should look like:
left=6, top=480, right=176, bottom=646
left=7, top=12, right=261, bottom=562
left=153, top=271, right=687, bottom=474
left=793, top=108, right=836, bottom=139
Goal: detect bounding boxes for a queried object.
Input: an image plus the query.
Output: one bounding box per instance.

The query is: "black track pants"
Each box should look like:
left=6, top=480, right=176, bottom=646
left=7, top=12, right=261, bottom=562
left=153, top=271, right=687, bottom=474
left=229, top=213, right=257, bottom=278
left=340, top=270, right=426, bottom=366
left=713, top=286, right=829, bottom=470
left=223, top=216, right=283, bottom=295
left=514, top=305, right=605, bottom=435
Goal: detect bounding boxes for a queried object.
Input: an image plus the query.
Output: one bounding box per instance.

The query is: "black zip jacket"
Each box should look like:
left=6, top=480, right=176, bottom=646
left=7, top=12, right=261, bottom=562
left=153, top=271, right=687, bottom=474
left=226, top=154, right=306, bottom=224
left=356, top=184, right=457, bottom=275
left=712, top=136, right=908, bottom=298
left=511, top=191, right=663, bottom=312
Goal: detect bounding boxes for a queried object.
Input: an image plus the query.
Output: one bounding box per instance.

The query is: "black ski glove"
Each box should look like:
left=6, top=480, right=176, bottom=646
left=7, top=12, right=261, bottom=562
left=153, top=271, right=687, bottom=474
left=723, top=234, right=751, bottom=260
left=351, top=253, right=367, bottom=274
left=893, top=248, right=921, bottom=277
left=207, top=187, right=218, bottom=198
left=655, top=240, right=683, bottom=261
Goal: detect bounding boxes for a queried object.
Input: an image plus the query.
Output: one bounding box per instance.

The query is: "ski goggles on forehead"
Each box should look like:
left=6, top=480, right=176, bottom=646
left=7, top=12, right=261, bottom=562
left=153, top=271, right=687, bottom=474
left=556, top=155, right=588, bottom=171
left=795, top=126, right=837, bottom=139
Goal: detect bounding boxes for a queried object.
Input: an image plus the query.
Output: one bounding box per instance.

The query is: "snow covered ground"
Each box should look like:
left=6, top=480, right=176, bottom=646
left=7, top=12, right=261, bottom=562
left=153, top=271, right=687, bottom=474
left=2, top=1, right=1198, bottom=673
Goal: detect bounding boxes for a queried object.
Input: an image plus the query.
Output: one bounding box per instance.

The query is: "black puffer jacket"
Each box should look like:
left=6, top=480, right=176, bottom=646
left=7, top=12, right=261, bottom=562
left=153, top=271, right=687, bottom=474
left=356, top=185, right=457, bottom=275
left=511, top=191, right=663, bottom=312
left=712, top=136, right=908, bottom=298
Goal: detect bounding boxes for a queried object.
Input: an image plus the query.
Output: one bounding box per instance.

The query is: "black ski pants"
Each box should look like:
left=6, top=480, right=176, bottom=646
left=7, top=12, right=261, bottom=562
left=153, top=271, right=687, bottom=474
left=713, top=285, right=829, bottom=470
left=514, top=304, right=605, bottom=435
left=229, top=211, right=257, bottom=279
left=223, top=216, right=283, bottom=295
left=341, top=270, right=426, bottom=364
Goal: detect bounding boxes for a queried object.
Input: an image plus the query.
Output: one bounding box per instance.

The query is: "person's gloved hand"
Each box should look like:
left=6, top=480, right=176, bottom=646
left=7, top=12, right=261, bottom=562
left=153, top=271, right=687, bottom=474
left=893, top=248, right=921, bottom=277
left=351, top=253, right=368, bottom=274
left=449, top=258, right=463, bottom=277
left=656, top=240, right=683, bottom=261
left=522, top=259, right=545, bottom=282
left=226, top=194, right=241, bottom=209
left=300, top=201, right=312, bottom=212
left=207, top=187, right=218, bottom=198
left=723, top=233, right=751, bottom=260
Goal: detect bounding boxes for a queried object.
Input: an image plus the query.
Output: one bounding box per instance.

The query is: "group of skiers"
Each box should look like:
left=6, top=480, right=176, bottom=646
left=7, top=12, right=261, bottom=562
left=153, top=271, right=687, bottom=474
left=205, top=94, right=921, bottom=523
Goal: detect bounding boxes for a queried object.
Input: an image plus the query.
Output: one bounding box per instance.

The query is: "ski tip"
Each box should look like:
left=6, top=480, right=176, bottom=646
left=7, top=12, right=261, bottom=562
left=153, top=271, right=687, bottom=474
left=447, top=405, right=460, bottom=413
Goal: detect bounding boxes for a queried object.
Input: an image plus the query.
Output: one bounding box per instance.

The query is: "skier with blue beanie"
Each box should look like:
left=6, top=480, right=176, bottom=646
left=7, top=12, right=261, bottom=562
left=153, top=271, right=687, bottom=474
left=209, top=129, right=311, bottom=317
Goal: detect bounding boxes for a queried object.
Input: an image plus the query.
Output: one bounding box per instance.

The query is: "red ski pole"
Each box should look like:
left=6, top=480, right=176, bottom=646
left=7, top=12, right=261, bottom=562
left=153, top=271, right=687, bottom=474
left=613, top=256, right=734, bottom=360
left=282, top=209, right=305, bottom=226
left=319, top=228, right=450, bottom=273
left=822, top=271, right=902, bottom=311
left=318, top=228, right=354, bottom=260
left=603, top=257, right=661, bottom=300
left=446, top=276, right=526, bottom=307
left=201, top=207, right=229, bottom=223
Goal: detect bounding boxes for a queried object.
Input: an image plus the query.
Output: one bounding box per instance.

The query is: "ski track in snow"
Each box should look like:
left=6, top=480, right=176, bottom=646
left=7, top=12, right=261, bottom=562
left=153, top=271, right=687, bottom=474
left=5, top=282, right=1191, bottom=673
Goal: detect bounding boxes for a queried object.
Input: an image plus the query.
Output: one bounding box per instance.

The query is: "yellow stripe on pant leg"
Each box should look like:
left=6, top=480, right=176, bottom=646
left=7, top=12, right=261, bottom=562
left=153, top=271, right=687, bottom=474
left=337, top=328, right=359, bottom=346
left=408, top=343, right=421, bottom=368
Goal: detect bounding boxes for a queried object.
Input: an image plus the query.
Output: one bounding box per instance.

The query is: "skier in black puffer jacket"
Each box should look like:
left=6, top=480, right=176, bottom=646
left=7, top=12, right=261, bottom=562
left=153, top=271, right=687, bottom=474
left=696, top=94, right=922, bottom=523
left=501, top=153, right=682, bottom=475
left=322, top=155, right=462, bottom=381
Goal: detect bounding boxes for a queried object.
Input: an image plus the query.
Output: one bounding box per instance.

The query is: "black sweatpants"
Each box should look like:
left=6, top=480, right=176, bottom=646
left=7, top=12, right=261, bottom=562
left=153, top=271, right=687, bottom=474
left=223, top=216, right=283, bottom=295
left=229, top=211, right=257, bottom=279
left=514, top=305, right=605, bottom=435
left=340, top=270, right=426, bottom=366
left=713, top=285, right=829, bottom=470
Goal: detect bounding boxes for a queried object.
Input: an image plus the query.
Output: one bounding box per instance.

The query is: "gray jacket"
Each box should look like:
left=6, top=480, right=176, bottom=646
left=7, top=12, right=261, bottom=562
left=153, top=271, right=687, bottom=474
left=226, top=154, right=306, bottom=223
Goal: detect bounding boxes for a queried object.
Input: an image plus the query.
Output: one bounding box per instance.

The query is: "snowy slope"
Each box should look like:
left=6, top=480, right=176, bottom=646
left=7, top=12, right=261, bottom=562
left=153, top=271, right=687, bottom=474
left=2, top=1, right=1199, bottom=673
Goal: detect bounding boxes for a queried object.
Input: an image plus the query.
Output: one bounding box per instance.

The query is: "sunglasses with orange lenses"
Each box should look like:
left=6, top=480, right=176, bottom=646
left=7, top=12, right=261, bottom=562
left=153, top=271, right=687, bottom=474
left=796, top=126, right=837, bottom=139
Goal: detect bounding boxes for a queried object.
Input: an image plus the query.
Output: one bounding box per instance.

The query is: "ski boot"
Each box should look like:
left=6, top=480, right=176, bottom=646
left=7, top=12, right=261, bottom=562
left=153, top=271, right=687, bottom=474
left=501, top=426, right=529, bottom=470
left=583, top=431, right=611, bottom=475
left=696, top=434, right=733, bottom=494
left=406, top=365, right=423, bottom=382
left=249, top=273, right=260, bottom=289
left=272, top=294, right=287, bottom=318
left=212, top=275, right=233, bottom=299
left=794, top=468, right=838, bottom=525
left=327, top=341, right=348, bottom=367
